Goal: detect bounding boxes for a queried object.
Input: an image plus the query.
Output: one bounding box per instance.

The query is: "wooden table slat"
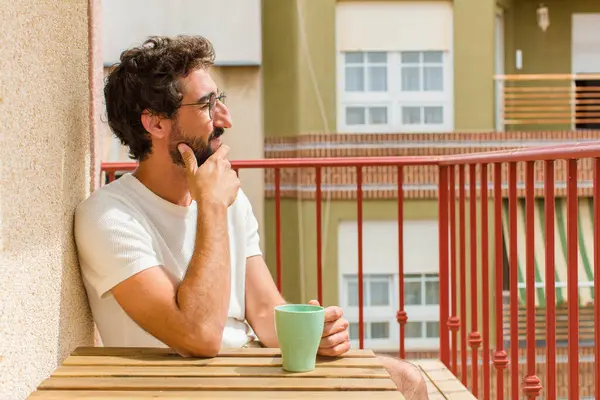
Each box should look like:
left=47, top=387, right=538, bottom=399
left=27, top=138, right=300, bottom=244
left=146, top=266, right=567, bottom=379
left=62, top=355, right=383, bottom=368
left=52, top=365, right=389, bottom=378
left=28, top=390, right=404, bottom=399
left=71, top=347, right=376, bottom=358
left=38, top=376, right=398, bottom=391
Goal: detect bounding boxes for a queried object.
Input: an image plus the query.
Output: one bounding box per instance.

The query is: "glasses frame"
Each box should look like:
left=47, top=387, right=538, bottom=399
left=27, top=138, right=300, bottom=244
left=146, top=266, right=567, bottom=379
left=180, top=92, right=227, bottom=120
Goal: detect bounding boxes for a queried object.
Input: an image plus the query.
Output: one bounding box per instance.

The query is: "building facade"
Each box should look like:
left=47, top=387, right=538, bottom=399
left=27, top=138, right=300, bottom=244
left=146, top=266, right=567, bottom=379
left=260, top=0, right=600, bottom=356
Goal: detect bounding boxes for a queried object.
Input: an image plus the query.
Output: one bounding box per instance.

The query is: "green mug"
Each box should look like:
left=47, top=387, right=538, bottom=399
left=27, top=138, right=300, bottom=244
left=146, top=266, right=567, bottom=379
left=274, top=304, right=325, bottom=372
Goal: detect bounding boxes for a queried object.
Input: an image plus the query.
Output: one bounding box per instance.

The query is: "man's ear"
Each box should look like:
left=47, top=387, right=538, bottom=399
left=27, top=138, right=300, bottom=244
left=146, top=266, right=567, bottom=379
left=141, top=110, right=169, bottom=139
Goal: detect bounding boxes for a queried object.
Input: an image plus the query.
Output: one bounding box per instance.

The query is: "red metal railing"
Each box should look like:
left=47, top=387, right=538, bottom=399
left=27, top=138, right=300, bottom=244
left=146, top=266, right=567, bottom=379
left=101, top=140, right=600, bottom=399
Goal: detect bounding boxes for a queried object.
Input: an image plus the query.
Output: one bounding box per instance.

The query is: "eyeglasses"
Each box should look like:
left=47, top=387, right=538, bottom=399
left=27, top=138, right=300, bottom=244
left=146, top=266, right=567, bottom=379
left=180, top=92, right=227, bottom=120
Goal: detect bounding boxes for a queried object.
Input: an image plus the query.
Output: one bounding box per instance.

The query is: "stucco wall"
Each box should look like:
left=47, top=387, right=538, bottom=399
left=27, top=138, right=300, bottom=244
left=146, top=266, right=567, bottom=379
left=0, top=1, right=95, bottom=399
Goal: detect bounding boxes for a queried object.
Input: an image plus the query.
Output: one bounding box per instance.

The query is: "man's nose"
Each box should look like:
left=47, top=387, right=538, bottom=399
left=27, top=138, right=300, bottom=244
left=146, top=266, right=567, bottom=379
left=212, top=101, right=232, bottom=129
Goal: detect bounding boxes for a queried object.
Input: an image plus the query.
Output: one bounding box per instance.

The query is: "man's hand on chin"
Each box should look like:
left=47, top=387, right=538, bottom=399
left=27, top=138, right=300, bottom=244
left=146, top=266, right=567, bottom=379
left=308, top=300, right=351, bottom=357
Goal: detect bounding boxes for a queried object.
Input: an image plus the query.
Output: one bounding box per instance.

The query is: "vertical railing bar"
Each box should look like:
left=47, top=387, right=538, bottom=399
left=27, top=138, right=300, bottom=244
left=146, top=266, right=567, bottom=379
left=509, top=162, right=519, bottom=400
left=274, top=168, right=282, bottom=293
left=357, top=166, right=365, bottom=350
left=449, top=165, right=459, bottom=375
left=566, top=159, right=579, bottom=400
left=594, top=158, right=600, bottom=400
left=439, top=166, right=450, bottom=367
left=459, top=164, right=467, bottom=385
left=468, top=164, right=481, bottom=397
left=397, top=166, right=407, bottom=359
left=493, top=163, right=508, bottom=400
left=107, top=171, right=115, bottom=183
left=524, top=161, right=542, bottom=399
left=544, top=160, right=557, bottom=400
left=315, top=167, right=323, bottom=305
left=480, top=163, right=491, bottom=400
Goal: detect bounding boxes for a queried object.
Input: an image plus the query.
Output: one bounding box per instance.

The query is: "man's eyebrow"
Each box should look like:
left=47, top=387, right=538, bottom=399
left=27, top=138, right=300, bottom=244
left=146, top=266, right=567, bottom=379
left=196, top=88, right=220, bottom=103
left=196, top=91, right=215, bottom=103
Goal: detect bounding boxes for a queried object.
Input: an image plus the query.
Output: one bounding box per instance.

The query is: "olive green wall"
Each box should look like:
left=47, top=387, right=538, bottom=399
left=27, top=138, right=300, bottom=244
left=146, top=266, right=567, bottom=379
left=264, top=197, right=499, bottom=347
left=262, top=0, right=300, bottom=137
left=454, top=0, right=496, bottom=131
left=502, top=0, right=600, bottom=131
left=262, top=0, right=336, bottom=137
left=504, top=0, right=600, bottom=76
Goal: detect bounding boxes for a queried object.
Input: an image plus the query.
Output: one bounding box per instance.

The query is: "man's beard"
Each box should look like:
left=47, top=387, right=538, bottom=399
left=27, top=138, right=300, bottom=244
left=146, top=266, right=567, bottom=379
left=168, top=124, right=225, bottom=168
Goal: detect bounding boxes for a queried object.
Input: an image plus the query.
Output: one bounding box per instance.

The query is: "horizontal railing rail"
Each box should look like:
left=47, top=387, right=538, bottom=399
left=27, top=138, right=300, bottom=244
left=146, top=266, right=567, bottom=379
left=101, top=140, right=600, bottom=400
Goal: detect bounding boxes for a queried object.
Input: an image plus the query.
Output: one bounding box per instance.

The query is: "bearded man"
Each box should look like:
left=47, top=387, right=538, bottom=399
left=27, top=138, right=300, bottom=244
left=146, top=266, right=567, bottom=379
left=74, top=35, right=429, bottom=399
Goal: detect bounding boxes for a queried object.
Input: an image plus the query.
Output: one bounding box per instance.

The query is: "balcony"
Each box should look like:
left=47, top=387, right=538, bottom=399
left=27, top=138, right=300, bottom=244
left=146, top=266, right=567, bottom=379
left=101, top=141, right=600, bottom=399
left=495, top=74, right=600, bottom=132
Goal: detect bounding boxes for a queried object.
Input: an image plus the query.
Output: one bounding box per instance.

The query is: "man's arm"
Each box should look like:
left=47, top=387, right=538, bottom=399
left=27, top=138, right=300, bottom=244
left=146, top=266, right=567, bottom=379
left=111, top=203, right=230, bottom=358
left=244, top=255, right=286, bottom=347
left=110, top=144, right=239, bottom=358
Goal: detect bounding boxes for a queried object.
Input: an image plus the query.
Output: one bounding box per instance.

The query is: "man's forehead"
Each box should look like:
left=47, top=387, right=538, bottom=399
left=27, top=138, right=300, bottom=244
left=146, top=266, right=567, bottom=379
left=180, top=69, right=217, bottom=99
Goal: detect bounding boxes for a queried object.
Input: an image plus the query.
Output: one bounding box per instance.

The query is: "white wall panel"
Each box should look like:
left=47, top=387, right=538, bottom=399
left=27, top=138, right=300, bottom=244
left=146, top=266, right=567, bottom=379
left=103, top=0, right=261, bottom=66
left=336, top=2, right=453, bottom=52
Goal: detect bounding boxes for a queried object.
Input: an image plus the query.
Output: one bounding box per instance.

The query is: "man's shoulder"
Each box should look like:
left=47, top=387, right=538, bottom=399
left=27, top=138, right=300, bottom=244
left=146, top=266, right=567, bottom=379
left=75, top=177, right=138, bottom=227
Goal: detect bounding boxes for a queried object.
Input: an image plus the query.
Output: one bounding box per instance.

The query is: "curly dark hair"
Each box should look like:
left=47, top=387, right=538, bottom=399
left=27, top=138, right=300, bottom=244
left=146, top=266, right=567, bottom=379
left=104, top=35, right=215, bottom=161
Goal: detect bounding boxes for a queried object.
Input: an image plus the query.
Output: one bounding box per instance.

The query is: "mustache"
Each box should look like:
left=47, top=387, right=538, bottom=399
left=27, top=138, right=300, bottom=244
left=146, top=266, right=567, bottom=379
left=209, top=127, right=225, bottom=140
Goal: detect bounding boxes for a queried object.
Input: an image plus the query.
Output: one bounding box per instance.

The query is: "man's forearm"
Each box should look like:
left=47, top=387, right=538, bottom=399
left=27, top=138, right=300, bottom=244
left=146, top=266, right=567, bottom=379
left=252, top=297, right=287, bottom=348
left=176, top=204, right=231, bottom=352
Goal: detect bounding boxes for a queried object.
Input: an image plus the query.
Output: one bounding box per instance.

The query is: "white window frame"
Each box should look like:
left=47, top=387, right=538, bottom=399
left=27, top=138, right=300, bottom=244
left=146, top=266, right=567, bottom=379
left=341, top=274, right=398, bottom=350
left=403, top=274, right=441, bottom=350
left=337, top=51, right=454, bottom=133
left=340, top=273, right=441, bottom=351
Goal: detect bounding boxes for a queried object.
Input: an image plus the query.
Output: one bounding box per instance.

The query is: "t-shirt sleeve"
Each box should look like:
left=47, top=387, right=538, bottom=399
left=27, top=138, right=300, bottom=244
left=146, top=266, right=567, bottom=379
left=74, top=198, right=162, bottom=299
left=240, top=191, right=262, bottom=259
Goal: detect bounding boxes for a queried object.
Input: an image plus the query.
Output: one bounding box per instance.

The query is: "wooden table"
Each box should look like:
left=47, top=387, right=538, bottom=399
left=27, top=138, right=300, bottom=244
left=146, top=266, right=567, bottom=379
left=28, top=347, right=406, bottom=399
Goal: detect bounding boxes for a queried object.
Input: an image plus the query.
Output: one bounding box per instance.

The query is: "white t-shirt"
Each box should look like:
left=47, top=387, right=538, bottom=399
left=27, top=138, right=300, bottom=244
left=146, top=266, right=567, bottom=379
left=74, top=173, right=261, bottom=349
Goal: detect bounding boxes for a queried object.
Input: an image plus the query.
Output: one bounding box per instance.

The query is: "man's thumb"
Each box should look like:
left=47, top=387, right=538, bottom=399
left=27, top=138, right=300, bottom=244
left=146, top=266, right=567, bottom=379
left=308, top=300, right=320, bottom=306
left=178, top=143, right=197, bottom=173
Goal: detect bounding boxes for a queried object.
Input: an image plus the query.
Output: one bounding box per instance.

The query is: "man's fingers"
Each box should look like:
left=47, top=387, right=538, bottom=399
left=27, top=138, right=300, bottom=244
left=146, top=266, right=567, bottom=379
left=211, top=143, right=230, bottom=160
left=177, top=143, right=198, bottom=174
left=318, top=339, right=351, bottom=357
left=324, top=306, right=343, bottom=323
left=308, top=300, right=320, bottom=306
left=323, top=317, right=349, bottom=337
left=320, top=330, right=349, bottom=349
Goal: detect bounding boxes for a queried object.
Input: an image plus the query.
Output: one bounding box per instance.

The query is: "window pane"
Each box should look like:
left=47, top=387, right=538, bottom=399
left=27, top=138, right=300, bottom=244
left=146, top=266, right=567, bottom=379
left=345, top=66, right=364, bottom=91
left=367, top=52, right=387, bottom=63
left=405, top=321, right=423, bottom=338
left=349, top=323, right=367, bottom=340
left=370, top=322, right=390, bottom=339
left=368, top=107, right=388, bottom=125
left=402, top=107, right=422, bottom=125
left=348, top=281, right=358, bottom=306
left=368, top=66, right=387, bottom=91
left=346, top=107, right=365, bottom=125
left=405, top=274, right=422, bottom=280
left=401, top=67, right=420, bottom=91
left=370, top=280, right=390, bottom=305
left=426, top=322, right=440, bottom=338
left=424, top=107, right=444, bottom=125
left=423, top=51, right=443, bottom=63
left=345, top=52, right=364, bottom=63
left=401, top=52, right=420, bottom=64
left=347, top=278, right=367, bottom=306
left=405, top=281, right=422, bottom=305
left=425, top=280, right=440, bottom=305
left=349, top=323, right=358, bottom=340
left=424, top=67, right=443, bottom=91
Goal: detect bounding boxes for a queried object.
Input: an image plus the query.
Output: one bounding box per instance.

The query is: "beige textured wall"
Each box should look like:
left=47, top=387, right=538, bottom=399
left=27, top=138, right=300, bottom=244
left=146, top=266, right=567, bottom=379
left=0, top=1, right=95, bottom=399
